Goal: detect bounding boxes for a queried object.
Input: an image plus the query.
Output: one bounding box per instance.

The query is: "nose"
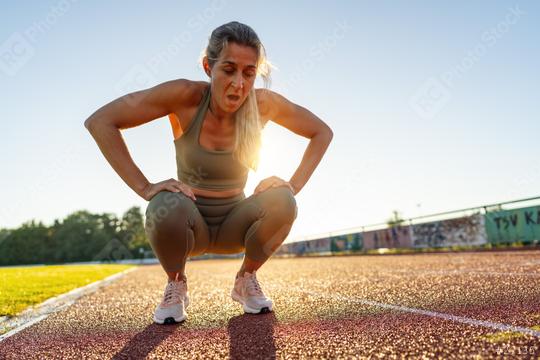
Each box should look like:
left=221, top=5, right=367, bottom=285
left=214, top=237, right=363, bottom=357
left=233, top=73, right=244, bottom=89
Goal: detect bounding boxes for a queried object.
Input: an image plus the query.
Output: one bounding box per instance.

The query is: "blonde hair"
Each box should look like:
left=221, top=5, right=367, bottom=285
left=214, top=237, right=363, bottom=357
left=201, top=21, right=273, bottom=171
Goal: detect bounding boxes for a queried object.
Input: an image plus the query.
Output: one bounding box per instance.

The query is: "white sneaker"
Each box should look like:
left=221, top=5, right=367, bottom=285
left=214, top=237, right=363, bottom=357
left=231, top=270, right=273, bottom=314
left=153, top=278, right=189, bottom=324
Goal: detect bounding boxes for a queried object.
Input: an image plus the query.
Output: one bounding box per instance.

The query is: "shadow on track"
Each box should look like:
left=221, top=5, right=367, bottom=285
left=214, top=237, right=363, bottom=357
left=111, top=323, right=179, bottom=359
left=228, top=312, right=277, bottom=359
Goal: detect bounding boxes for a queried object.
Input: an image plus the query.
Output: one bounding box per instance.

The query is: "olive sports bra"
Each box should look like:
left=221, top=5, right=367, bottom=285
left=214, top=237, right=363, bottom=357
left=172, top=85, right=249, bottom=190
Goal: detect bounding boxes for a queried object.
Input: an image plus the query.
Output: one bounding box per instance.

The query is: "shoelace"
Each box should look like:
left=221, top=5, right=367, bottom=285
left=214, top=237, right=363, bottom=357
left=245, top=272, right=265, bottom=297
left=162, top=280, right=186, bottom=306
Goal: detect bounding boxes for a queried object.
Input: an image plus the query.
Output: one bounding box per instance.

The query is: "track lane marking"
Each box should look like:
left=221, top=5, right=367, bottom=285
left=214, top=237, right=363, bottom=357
left=301, top=290, right=540, bottom=338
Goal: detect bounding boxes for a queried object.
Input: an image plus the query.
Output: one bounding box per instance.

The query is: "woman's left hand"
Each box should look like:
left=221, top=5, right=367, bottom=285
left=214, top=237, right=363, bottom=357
left=254, top=176, right=296, bottom=195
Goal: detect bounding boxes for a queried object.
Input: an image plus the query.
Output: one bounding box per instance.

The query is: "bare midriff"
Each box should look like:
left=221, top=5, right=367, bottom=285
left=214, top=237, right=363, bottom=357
left=190, top=186, right=244, bottom=198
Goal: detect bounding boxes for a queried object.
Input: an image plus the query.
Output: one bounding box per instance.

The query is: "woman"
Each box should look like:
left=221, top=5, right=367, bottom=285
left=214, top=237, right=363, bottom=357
left=84, top=21, right=333, bottom=324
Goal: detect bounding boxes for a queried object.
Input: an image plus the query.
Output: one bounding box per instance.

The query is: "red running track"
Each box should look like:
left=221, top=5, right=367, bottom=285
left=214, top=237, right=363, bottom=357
left=1, top=250, right=539, bottom=359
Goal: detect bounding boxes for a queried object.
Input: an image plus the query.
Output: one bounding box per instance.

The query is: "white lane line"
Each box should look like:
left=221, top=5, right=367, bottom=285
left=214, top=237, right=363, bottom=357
left=0, top=266, right=137, bottom=342
left=302, top=291, right=540, bottom=338
left=0, top=315, right=48, bottom=341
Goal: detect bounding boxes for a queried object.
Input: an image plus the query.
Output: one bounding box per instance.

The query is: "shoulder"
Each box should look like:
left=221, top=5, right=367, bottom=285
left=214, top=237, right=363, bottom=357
left=255, top=88, right=295, bottom=125
left=255, top=88, right=273, bottom=117
left=255, top=88, right=279, bottom=127
left=167, top=80, right=210, bottom=138
left=165, top=79, right=208, bottom=111
left=86, top=78, right=206, bottom=131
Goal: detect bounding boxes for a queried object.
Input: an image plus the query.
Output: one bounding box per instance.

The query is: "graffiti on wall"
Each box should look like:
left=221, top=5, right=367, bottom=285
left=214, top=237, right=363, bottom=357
left=412, top=214, right=487, bottom=248
left=363, top=225, right=412, bottom=249
left=330, top=232, right=363, bottom=252
left=276, top=240, right=307, bottom=255
left=304, top=237, right=331, bottom=253
left=277, top=237, right=331, bottom=255
left=277, top=204, right=540, bottom=255
left=485, top=206, right=540, bottom=244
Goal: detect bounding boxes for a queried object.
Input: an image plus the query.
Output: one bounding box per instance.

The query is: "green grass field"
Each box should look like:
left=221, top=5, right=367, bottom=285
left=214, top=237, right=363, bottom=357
left=0, top=264, right=135, bottom=318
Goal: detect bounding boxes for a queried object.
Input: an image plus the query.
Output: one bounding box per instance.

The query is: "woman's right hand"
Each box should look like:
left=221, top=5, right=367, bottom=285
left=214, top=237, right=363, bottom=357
left=142, top=178, right=197, bottom=201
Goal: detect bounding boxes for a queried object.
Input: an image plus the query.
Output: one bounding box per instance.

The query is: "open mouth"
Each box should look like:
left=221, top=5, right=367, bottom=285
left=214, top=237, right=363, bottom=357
left=227, top=95, right=240, bottom=101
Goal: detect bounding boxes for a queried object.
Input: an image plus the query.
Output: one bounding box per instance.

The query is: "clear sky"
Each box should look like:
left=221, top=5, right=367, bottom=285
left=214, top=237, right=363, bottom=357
left=1, top=1, right=539, bottom=242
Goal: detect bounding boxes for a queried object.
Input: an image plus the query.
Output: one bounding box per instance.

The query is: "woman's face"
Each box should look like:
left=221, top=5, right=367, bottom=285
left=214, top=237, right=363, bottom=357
left=205, top=42, right=258, bottom=115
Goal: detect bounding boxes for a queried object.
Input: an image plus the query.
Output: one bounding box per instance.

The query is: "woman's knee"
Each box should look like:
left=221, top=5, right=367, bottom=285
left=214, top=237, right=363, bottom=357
left=145, top=191, right=196, bottom=230
left=258, top=186, right=298, bottom=221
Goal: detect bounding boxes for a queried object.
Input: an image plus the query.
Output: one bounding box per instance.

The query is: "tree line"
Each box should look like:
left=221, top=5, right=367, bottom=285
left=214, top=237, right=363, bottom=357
left=0, top=207, right=151, bottom=266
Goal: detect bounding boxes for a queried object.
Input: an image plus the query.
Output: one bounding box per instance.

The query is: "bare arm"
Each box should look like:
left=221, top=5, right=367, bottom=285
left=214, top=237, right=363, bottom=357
left=257, top=89, right=334, bottom=195
left=84, top=79, right=193, bottom=200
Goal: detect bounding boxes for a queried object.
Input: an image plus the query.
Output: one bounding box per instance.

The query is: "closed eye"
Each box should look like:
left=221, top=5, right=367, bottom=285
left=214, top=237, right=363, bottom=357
left=223, top=68, right=255, bottom=77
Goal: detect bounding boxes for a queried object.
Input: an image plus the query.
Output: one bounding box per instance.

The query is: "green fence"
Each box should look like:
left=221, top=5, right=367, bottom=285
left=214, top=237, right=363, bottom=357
left=485, top=205, right=540, bottom=244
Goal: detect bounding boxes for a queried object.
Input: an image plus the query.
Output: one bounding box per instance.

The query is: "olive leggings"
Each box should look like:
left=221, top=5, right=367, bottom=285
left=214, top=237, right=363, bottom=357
left=144, top=186, right=298, bottom=273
